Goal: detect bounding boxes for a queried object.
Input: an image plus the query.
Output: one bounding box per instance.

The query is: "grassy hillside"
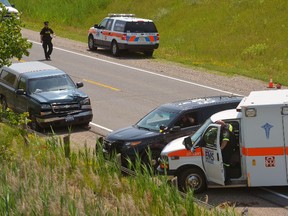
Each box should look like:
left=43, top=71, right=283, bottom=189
left=0, top=111, right=228, bottom=215
left=12, top=0, right=288, bottom=85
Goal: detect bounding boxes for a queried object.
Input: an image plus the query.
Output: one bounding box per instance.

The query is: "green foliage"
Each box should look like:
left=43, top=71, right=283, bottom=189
left=0, top=5, right=32, bottom=67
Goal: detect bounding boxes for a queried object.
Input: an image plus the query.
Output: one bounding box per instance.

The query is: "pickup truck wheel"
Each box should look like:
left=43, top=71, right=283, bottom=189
left=111, top=41, right=120, bottom=56
left=177, top=168, right=206, bottom=194
left=29, top=113, right=41, bottom=132
left=88, top=35, right=97, bottom=51
left=1, top=97, right=8, bottom=110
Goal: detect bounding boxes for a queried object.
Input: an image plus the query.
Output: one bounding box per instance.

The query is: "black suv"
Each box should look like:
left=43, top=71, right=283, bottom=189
left=0, top=61, right=93, bottom=131
left=103, top=96, right=243, bottom=168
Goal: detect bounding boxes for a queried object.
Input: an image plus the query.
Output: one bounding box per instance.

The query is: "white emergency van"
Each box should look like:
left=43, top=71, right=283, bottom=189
left=158, top=89, right=288, bottom=193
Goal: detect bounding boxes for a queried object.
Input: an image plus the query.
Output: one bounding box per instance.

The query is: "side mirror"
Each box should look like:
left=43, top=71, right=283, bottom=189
left=15, top=89, right=25, bottom=95
left=94, top=24, right=99, bottom=28
left=183, top=137, right=192, bottom=150
left=76, top=82, right=84, bottom=88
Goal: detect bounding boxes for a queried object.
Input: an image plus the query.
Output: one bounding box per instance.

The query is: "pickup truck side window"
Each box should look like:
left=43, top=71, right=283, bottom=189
left=0, top=70, right=16, bottom=86
left=18, top=77, right=26, bottom=91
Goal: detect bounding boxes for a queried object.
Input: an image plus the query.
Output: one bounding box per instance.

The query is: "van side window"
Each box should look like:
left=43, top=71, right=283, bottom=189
left=0, top=70, right=16, bottom=86
left=18, top=77, right=26, bottom=90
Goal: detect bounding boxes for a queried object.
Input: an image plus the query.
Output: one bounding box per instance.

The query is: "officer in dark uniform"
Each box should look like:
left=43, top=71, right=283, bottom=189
left=40, top=21, right=55, bottom=60
left=216, top=120, right=235, bottom=185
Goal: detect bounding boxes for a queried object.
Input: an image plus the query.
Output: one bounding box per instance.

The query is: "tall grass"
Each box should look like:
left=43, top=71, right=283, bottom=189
left=12, top=0, right=288, bottom=86
left=0, top=108, right=234, bottom=215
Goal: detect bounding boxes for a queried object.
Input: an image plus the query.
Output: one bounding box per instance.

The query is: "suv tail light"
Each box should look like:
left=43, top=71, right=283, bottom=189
left=156, top=33, right=159, bottom=41
left=122, top=34, right=127, bottom=40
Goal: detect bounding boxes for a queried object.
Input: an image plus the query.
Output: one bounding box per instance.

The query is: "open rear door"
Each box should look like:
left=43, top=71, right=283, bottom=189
left=202, top=124, right=225, bottom=185
left=284, top=116, right=288, bottom=183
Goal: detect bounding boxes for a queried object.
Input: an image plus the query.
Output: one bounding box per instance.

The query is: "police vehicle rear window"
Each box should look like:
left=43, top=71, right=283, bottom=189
left=124, top=22, right=157, bottom=33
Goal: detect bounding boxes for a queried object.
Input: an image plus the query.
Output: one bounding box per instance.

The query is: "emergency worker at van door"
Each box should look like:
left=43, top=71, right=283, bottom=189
left=40, top=21, right=55, bottom=60
left=216, top=120, right=235, bottom=185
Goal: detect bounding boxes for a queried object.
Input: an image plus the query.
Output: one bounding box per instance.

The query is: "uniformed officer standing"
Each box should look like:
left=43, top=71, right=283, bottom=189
left=216, top=120, right=235, bottom=185
left=40, top=21, right=55, bottom=60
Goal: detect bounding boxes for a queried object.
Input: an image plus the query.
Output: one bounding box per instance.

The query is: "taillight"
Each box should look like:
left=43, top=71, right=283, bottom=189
left=122, top=34, right=127, bottom=40
left=156, top=33, right=159, bottom=41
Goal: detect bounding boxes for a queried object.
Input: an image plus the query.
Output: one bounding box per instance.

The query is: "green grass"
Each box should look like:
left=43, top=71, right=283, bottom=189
left=0, top=121, right=232, bottom=215
left=12, top=0, right=288, bottom=85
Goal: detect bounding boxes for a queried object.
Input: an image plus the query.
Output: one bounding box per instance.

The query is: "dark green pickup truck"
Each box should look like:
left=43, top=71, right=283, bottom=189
left=0, top=61, right=93, bottom=131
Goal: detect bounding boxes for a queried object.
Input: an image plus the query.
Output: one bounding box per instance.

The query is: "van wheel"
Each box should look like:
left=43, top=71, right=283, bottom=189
left=144, top=51, right=154, bottom=57
left=0, top=97, right=8, bottom=110
left=111, top=41, right=120, bottom=56
left=177, top=168, right=207, bottom=194
left=88, top=35, right=97, bottom=51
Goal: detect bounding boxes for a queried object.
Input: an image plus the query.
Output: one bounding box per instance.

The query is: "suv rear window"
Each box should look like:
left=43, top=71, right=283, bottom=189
left=124, top=22, right=157, bottom=33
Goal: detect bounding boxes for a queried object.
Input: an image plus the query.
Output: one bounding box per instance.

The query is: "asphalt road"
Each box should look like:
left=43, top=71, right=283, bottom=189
left=21, top=41, right=235, bottom=133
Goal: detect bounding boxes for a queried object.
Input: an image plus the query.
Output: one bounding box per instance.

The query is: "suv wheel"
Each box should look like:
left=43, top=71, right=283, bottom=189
left=0, top=97, right=8, bottom=110
left=111, top=41, right=120, bottom=56
left=88, top=35, right=97, bottom=51
left=142, top=149, right=161, bottom=174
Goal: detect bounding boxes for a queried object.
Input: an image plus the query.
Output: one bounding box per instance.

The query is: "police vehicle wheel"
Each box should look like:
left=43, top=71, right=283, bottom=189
left=111, top=41, right=120, bottom=56
left=88, top=35, right=97, bottom=51
left=177, top=168, right=207, bottom=194
left=0, top=97, right=8, bottom=110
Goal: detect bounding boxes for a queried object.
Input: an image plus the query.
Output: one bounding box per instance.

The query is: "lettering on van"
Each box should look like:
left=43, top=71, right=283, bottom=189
left=205, top=149, right=214, bottom=164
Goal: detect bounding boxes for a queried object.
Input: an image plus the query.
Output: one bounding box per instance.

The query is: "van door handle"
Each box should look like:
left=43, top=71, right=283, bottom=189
left=217, top=153, right=219, bottom=161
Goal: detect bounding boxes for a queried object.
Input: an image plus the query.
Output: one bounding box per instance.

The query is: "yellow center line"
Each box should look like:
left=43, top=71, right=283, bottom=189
left=83, top=79, right=120, bottom=91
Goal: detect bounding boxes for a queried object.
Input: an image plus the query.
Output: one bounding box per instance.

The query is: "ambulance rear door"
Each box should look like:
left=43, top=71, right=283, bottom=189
left=284, top=115, right=288, bottom=182
left=202, top=124, right=225, bottom=185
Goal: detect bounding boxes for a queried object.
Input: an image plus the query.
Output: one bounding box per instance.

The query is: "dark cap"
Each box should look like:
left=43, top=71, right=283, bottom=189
left=44, top=21, right=49, bottom=25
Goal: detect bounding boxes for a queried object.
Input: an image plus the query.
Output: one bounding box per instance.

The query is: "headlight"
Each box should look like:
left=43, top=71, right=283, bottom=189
left=80, top=98, right=91, bottom=105
left=159, top=155, right=169, bottom=169
left=41, top=104, right=51, bottom=109
left=80, top=98, right=91, bottom=109
left=125, top=141, right=142, bottom=147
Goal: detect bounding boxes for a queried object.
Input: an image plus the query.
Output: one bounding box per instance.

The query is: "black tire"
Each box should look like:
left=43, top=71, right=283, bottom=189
left=111, top=40, right=120, bottom=56
left=28, top=112, right=41, bottom=132
left=88, top=35, right=97, bottom=51
left=144, top=50, right=154, bottom=57
left=177, top=167, right=207, bottom=194
left=0, top=97, right=8, bottom=110
left=142, top=149, right=161, bottom=173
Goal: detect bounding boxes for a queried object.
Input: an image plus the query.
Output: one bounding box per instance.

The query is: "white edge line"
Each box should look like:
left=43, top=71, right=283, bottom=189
left=261, top=187, right=288, bottom=200
left=89, top=122, right=113, bottom=132
left=30, top=40, right=243, bottom=133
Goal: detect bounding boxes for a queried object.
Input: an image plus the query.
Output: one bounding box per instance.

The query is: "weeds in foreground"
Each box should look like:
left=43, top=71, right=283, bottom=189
left=0, top=108, right=233, bottom=215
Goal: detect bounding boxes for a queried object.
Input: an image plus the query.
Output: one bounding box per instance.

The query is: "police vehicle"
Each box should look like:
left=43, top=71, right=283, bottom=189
left=88, top=14, right=159, bottom=57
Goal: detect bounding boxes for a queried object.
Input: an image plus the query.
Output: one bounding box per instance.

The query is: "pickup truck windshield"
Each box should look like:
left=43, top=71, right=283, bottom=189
left=28, top=74, right=75, bottom=94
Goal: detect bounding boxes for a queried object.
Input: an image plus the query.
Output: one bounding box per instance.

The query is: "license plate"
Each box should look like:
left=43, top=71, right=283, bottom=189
left=139, top=37, right=146, bottom=42
left=65, top=115, right=74, bottom=122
